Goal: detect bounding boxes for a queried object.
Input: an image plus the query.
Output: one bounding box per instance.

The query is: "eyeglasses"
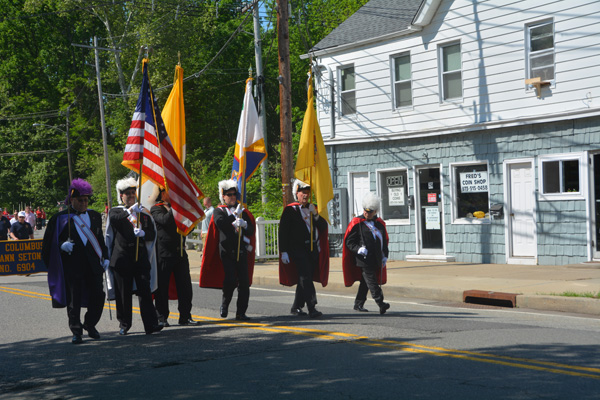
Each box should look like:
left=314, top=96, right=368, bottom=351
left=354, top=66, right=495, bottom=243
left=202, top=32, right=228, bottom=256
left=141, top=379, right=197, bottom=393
left=223, top=192, right=237, bottom=197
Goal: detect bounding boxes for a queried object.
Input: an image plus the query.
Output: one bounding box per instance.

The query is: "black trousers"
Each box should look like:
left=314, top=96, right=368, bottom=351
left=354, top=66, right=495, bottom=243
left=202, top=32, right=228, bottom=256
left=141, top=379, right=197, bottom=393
left=112, top=264, right=158, bottom=333
left=355, top=267, right=384, bottom=307
left=221, top=254, right=250, bottom=316
left=154, top=256, right=193, bottom=322
left=64, top=268, right=105, bottom=335
left=290, top=249, right=318, bottom=311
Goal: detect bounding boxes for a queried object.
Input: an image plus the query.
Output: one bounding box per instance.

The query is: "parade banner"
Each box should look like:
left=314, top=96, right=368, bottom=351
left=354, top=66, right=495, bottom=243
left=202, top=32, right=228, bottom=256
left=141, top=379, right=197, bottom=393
left=0, top=239, right=47, bottom=276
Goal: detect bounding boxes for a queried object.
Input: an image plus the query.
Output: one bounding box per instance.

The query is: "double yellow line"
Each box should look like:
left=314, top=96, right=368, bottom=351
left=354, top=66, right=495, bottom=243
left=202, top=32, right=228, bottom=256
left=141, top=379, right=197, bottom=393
left=3, top=285, right=599, bottom=380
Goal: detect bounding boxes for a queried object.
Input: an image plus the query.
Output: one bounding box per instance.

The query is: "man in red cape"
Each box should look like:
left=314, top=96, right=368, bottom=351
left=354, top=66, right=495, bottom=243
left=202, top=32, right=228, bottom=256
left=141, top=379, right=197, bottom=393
left=278, top=179, right=329, bottom=318
left=199, top=179, right=255, bottom=321
left=342, top=192, right=390, bottom=314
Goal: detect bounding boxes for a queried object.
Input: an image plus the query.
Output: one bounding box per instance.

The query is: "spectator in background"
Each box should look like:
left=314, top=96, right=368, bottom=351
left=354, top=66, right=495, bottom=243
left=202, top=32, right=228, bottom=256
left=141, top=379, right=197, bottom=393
left=41, top=207, right=47, bottom=227
left=1, top=207, right=9, bottom=217
left=36, top=207, right=44, bottom=230
left=0, top=212, right=10, bottom=241
left=10, top=211, right=18, bottom=225
left=24, top=206, right=36, bottom=230
left=10, top=211, right=34, bottom=240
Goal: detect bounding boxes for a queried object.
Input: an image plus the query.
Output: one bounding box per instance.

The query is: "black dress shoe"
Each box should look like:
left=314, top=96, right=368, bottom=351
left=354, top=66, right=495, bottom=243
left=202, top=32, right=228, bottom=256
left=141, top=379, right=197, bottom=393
left=119, top=328, right=128, bottom=336
left=290, top=308, right=307, bottom=316
left=146, top=324, right=164, bottom=335
left=379, top=302, right=390, bottom=315
left=72, top=334, right=83, bottom=344
left=220, top=305, right=228, bottom=318
left=179, top=318, right=199, bottom=325
left=353, top=305, right=369, bottom=312
left=309, top=309, right=323, bottom=318
left=235, top=314, right=251, bottom=321
left=83, top=324, right=101, bottom=340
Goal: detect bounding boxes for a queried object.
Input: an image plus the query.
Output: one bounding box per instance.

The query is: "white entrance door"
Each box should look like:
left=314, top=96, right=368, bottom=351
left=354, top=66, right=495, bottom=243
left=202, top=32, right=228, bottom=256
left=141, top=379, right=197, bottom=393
left=592, top=154, right=600, bottom=259
left=508, top=162, right=536, bottom=258
left=350, top=172, right=370, bottom=218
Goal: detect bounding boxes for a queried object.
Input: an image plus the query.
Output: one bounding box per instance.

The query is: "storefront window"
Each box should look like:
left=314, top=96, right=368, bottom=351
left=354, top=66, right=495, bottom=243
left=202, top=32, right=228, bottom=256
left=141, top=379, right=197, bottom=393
left=453, top=164, right=489, bottom=219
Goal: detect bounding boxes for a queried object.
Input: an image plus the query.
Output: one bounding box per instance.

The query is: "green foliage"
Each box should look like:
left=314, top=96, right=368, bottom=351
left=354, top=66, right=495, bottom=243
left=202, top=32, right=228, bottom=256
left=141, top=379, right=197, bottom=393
left=0, top=0, right=366, bottom=220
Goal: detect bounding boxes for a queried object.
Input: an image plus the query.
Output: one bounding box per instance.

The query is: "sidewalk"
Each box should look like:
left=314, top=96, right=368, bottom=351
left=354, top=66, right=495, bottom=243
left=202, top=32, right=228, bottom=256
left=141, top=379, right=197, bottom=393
left=187, top=252, right=600, bottom=316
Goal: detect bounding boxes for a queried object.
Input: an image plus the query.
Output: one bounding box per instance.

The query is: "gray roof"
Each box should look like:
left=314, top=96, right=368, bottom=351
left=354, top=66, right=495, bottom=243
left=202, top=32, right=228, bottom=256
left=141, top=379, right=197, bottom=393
left=311, top=0, right=424, bottom=53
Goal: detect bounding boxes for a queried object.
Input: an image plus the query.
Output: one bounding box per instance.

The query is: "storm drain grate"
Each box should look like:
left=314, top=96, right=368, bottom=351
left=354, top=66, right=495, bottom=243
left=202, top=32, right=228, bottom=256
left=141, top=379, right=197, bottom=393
left=463, top=290, right=517, bottom=308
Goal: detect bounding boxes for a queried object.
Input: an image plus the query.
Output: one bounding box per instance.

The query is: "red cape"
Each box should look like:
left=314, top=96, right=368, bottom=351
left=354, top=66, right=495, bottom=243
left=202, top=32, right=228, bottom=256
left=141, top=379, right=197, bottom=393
left=342, top=216, right=388, bottom=287
left=278, top=203, right=330, bottom=287
left=199, top=207, right=255, bottom=289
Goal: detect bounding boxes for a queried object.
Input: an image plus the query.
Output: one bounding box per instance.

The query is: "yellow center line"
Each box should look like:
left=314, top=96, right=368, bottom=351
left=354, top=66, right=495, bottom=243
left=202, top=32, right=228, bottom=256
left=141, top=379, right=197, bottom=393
left=2, top=285, right=598, bottom=379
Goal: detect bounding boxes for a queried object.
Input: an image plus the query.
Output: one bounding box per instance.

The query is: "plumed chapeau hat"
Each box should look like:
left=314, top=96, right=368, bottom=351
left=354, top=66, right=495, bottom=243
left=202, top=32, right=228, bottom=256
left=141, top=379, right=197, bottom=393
left=115, top=176, right=138, bottom=204
left=218, top=179, right=237, bottom=204
left=65, top=178, right=93, bottom=205
left=292, top=179, right=310, bottom=202
left=362, top=192, right=381, bottom=212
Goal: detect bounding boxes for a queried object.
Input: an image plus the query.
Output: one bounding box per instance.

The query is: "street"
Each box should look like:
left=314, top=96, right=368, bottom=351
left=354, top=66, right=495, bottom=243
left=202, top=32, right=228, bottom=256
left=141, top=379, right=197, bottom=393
left=1, top=273, right=599, bottom=399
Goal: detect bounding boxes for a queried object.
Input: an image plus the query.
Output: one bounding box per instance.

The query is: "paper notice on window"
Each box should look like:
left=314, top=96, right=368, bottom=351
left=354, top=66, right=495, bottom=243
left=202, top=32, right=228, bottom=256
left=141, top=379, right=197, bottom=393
left=388, top=187, right=405, bottom=206
left=425, top=207, right=440, bottom=230
left=460, top=171, right=488, bottom=193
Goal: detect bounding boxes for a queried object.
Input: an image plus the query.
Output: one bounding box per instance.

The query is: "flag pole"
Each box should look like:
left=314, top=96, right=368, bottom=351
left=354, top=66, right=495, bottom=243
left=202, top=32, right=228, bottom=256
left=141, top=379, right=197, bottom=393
left=308, top=70, right=315, bottom=252
left=135, top=59, right=151, bottom=262
left=237, top=73, right=253, bottom=262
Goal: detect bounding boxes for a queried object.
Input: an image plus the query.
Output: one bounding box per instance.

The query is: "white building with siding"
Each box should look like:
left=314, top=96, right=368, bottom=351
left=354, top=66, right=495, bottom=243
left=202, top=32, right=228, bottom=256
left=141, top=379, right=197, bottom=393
left=305, top=0, right=600, bottom=265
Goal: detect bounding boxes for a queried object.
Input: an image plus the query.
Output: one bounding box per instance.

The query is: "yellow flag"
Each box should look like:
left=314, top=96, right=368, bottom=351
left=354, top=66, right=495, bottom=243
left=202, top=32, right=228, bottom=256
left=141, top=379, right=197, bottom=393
left=161, top=64, right=186, bottom=165
left=295, top=70, right=334, bottom=223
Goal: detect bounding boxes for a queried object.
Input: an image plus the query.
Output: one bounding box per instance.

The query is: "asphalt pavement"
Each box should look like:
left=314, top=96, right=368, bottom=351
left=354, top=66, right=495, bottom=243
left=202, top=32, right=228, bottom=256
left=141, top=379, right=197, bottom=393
left=188, top=251, right=600, bottom=316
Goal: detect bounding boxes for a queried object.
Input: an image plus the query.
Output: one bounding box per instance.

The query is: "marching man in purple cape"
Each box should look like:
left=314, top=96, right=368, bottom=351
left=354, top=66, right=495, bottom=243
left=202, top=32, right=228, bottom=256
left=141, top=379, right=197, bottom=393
left=42, top=179, right=109, bottom=344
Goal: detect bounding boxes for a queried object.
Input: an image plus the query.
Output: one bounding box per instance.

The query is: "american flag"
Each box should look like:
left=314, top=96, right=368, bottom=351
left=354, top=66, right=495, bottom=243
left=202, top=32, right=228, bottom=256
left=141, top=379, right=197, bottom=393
left=122, top=60, right=205, bottom=235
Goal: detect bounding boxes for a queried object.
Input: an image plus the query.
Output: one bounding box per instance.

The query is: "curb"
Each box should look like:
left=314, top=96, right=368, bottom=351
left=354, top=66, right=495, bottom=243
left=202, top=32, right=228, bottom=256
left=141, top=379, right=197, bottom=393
left=192, top=272, right=600, bottom=316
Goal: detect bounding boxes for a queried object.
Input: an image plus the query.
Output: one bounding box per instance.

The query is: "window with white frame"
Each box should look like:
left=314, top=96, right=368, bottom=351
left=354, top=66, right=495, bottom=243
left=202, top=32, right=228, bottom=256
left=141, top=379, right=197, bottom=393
left=452, top=163, right=490, bottom=220
left=539, top=153, right=584, bottom=200
left=440, top=42, right=462, bottom=101
left=378, top=169, right=410, bottom=222
left=392, top=53, right=412, bottom=108
left=526, top=20, right=555, bottom=82
left=339, top=65, right=356, bottom=116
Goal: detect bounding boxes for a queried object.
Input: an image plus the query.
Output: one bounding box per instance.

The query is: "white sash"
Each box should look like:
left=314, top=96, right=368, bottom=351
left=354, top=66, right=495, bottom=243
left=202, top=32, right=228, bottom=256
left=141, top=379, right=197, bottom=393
left=364, top=220, right=383, bottom=252
left=72, top=214, right=103, bottom=260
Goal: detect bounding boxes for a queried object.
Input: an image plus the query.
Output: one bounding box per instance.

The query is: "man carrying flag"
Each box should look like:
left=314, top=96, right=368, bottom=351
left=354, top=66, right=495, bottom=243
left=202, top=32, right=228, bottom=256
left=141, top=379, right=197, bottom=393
left=200, top=77, right=263, bottom=320
left=278, top=69, right=333, bottom=317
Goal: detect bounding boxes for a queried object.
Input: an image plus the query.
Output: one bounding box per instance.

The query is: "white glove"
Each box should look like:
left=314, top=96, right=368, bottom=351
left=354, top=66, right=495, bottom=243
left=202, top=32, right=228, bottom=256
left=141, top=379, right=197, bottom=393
left=232, top=218, right=247, bottom=229
left=281, top=252, right=290, bottom=264
left=308, top=204, right=318, bottom=216
left=358, top=246, right=368, bottom=256
left=382, top=257, right=387, bottom=266
left=102, top=259, right=110, bottom=270
left=128, top=203, right=142, bottom=214
left=133, top=228, right=145, bottom=238
left=60, top=240, right=74, bottom=253
left=234, top=203, right=244, bottom=217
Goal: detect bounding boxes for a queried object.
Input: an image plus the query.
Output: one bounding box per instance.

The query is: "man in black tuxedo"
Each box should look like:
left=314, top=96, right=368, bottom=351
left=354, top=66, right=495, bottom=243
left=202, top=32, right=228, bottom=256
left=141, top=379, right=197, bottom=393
left=42, top=179, right=109, bottom=344
left=150, top=186, right=198, bottom=327
left=106, top=177, right=162, bottom=336
left=343, top=192, right=390, bottom=315
left=279, top=180, right=328, bottom=318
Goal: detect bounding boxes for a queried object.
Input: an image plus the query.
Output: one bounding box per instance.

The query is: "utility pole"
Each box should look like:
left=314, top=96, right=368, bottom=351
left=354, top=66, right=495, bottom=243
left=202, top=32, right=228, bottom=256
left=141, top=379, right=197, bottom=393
left=277, top=0, right=294, bottom=206
left=94, top=36, right=113, bottom=209
left=65, top=104, right=73, bottom=184
left=252, top=1, right=269, bottom=204
left=72, top=38, right=118, bottom=208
